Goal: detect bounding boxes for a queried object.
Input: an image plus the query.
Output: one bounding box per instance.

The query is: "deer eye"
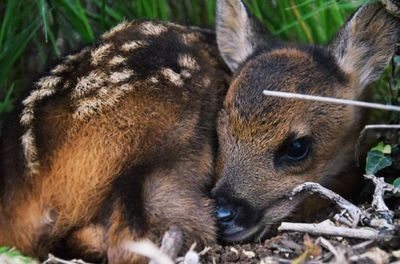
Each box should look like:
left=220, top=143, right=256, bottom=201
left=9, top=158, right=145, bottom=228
left=275, top=136, right=312, bottom=165
left=284, top=138, right=311, bottom=162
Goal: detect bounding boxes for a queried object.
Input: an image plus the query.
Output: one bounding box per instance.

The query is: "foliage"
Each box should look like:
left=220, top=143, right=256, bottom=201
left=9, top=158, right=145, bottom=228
left=365, top=142, right=392, bottom=175
left=0, top=247, right=38, bottom=264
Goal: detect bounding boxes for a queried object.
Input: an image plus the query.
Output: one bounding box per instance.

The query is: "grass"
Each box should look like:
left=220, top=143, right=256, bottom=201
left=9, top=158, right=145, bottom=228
left=1, top=0, right=379, bottom=114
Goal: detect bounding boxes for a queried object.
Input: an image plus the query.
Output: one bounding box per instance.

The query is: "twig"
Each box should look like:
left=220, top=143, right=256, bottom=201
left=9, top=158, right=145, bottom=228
left=43, top=254, right=92, bottom=264
left=278, top=220, right=378, bottom=240
left=125, top=240, right=174, bottom=264
left=290, top=182, right=362, bottom=227
left=155, top=225, right=183, bottom=263
left=364, top=175, right=398, bottom=230
left=262, top=90, right=400, bottom=112
left=317, top=237, right=347, bottom=264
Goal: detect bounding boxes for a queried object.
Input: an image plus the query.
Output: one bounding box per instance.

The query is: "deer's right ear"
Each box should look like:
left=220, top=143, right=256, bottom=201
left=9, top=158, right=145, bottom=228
left=329, top=4, right=400, bottom=92
left=216, top=0, right=270, bottom=72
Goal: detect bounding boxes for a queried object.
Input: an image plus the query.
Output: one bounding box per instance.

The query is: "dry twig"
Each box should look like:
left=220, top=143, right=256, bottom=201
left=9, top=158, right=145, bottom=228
left=364, top=175, right=399, bottom=230
left=262, top=90, right=400, bottom=112
left=279, top=220, right=378, bottom=240
left=43, top=254, right=92, bottom=264
left=290, top=182, right=362, bottom=227
left=154, top=225, right=184, bottom=263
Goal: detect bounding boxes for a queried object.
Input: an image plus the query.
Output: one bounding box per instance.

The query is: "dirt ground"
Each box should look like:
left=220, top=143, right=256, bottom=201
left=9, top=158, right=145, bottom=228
left=202, top=226, right=400, bottom=263
left=201, top=205, right=400, bottom=263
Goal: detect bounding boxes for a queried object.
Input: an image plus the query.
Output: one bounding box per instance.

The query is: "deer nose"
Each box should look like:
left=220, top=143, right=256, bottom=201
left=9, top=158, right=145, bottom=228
left=216, top=204, right=237, bottom=222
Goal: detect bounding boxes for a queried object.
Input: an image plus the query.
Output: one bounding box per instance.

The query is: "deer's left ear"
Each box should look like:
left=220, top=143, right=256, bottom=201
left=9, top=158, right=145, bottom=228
left=216, top=0, right=273, bottom=72
left=329, top=4, right=400, bottom=91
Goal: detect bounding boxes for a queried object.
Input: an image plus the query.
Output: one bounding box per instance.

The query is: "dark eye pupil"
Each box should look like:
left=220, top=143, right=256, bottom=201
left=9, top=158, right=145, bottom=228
left=286, top=138, right=310, bottom=160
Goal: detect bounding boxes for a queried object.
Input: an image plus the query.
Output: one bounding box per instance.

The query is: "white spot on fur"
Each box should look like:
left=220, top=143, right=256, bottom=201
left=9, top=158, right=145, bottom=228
left=71, top=71, right=106, bottom=99
left=180, top=70, right=192, bottom=79
left=110, top=69, right=134, bottom=83
left=102, top=22, right=131, bottom=39
left=66, top=48, right=89, bottom=62
left=121, top=40, right=147, bottom=52
left=51, top=64, right=70, bottom=74
left=203, top=77, right=211, bottom=87
left=20, top=75, right=62, bottom=175
left=149, top=77, right=159, bottom=83
left=178, top=54, right=200, bottom=70
left=109, top=56, right=126, bottom=66
left=161, top=68, right=183, bottom=86
left=140, top=22, right=167, bottom=36
left=91, top=43, right=112, bottom=66
left=180, top=33, right=198, bottom=45
left=20, top=108, right=34, bottom=127
left=36, top=76, right=62, bottom=90
left=23, top=88, right=56, bottom=107
left=73, top=88, right=125, bottom=119
left=73, top=82, right=136, bottom=120
left=21, top=129, right=39, bottom=175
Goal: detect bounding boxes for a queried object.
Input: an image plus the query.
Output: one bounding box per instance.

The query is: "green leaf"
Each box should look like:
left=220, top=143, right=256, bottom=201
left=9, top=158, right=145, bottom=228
left=394, top=178, right=400, bottom=188
left=371, top=141, right=392, bottom=154
left=365, top=150, right=392, bottom=175
left=394, top=55, right=400, bottom=67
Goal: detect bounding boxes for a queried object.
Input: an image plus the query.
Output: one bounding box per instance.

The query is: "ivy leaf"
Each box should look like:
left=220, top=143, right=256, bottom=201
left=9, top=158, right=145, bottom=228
left=371, top=141, right=392, bottom=154
left=365, top=150, right=392, bottom=175
left=394, top=178, right=400, bottom=188
left=394, top=55, right=400, bottom=67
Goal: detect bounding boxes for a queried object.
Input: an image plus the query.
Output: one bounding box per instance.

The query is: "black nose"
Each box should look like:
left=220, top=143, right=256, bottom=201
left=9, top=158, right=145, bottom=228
left=216, top=204, right=237, bottom=222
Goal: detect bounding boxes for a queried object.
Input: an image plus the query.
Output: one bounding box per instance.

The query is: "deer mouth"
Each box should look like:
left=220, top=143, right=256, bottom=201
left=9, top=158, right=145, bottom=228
left=217, top=196, right=297, bottom=243
left=219, top=223, right=263, bottom=243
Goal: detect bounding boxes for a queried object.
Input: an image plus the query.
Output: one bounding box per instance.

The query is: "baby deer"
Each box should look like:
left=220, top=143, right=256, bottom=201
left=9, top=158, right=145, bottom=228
left=212, top=0, right=400, bottom=243
left=0, top=22, right=226, bottom=262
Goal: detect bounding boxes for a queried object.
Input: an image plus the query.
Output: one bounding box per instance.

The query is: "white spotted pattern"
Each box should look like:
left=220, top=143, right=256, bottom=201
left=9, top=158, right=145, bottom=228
left=178, top=54, right=200, bottom=70
left=102, top=22, right=131, bottom=39
left=109, top=56, right=126, bottom=66
left=140, top=22, right=167, bottom=36
left=20, top=75, right=61, bottom=174
left=91, top=43, right=112, bottom=66
left=121, top=40, right=147, bottom=52
left=161, top=68, right=184, bottom=87
left=110, top=69, right=134, bottom=84
left=71, top=71, right=106, bottom=99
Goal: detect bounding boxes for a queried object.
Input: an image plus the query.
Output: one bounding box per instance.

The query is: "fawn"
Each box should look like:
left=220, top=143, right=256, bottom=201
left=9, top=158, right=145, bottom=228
left=0, top=22, right=227, bottom=262
left=212, top=0, right=400, bottom=243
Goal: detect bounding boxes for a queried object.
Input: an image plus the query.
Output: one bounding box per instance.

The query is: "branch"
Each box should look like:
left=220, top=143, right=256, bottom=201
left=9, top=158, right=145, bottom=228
left=125, top=226, right=183, bottom=264
left=156, top=225, right=183, bottom=262
left=278, top=220, right=378, bottom=240
left=364, top=175, right=398, bottom=230
left=262, top=90, right=400, bottom=112
left=290, top=182, right=362, bottom=227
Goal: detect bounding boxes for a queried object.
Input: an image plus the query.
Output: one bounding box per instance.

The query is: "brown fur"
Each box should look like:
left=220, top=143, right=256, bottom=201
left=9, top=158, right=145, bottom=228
left=0, top=21, right=227, bottom=262
left=212, top=0, right=400, bottom=243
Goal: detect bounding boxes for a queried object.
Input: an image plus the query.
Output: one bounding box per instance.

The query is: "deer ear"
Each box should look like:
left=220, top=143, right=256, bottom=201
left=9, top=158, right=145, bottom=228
left=216, top=0, right=271, bottom=72
left=330, top=4, right=400, bottom=92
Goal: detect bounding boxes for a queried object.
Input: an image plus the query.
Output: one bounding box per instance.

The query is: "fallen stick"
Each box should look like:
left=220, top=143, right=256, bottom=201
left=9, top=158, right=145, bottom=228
left=262, top=90, right=400, bottom=112
left=290, top=182, right=362, bottom=227
left=125, top=240, right=174, bottom=264
left=126, top=225, right=183, bottom=264
left=157, top=225, right=183, bottom=262
left=364, top=175, right=398, bottom=230
left=43, top=254, right=92, bottom=264
left=278, top=221, right=378, bottom=240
